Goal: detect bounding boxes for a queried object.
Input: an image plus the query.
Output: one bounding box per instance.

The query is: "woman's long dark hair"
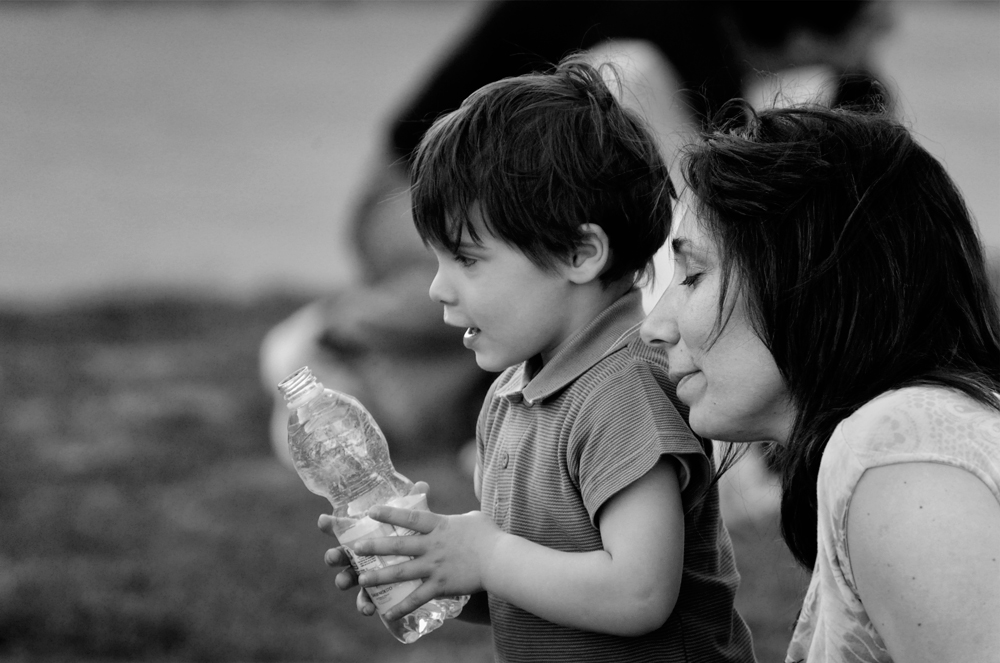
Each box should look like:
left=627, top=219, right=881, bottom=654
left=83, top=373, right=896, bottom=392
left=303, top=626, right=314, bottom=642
left=684, top=105, right=1000, bottom=568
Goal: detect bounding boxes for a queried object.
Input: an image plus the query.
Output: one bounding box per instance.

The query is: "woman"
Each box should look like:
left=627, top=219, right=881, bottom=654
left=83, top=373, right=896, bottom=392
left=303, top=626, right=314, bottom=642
left=640, top=105, right=1000, bottom=663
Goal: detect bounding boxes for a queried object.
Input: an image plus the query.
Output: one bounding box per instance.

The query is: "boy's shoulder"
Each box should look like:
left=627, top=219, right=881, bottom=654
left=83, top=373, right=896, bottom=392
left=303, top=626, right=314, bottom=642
left=568, top=327, right=672, bottom=401
left=620, top=329, right=670, bottom=371
left=578, top=324, right=668, bottom=377
left=504, top=324, right=676, bottom=413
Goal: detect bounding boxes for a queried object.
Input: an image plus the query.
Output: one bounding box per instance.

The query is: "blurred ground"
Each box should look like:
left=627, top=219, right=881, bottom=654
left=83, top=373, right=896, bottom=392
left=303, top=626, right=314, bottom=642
left=0, top=0, right=997, bottom=308
left=0, top=295, right=805, bottom=663
left=0, top=296, right=498, bottom=663
left=0, top=2, right=997, bottom=663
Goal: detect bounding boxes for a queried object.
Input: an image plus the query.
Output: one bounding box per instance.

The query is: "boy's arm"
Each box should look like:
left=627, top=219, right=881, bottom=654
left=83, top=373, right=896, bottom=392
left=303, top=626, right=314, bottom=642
left=455, top=591, right=491, bottom=624
left=354, top=458, right=685, bottom=636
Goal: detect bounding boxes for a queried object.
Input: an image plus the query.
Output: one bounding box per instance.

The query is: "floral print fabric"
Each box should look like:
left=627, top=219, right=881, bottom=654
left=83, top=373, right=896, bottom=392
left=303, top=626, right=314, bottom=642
left=786, top=386, right=1000, bottom=662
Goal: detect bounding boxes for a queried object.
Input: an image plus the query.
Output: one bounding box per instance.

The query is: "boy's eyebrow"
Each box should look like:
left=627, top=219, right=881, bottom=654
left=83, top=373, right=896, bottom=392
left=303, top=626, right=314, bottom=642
left=450, top=239, right=487, bottom=256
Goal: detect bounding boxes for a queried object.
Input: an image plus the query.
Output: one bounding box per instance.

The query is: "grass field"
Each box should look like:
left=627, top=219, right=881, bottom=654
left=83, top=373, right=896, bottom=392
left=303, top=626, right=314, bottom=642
left=0, top=295, right=808, bottom=663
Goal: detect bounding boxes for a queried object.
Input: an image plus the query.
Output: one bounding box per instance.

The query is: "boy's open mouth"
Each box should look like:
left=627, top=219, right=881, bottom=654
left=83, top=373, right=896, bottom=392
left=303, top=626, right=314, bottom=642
left=464, top=327, right=480, bottom=340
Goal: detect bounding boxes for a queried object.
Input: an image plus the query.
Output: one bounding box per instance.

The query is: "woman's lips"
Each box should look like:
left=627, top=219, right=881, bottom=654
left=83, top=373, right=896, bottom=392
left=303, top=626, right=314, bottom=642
left=675, top=372, right=698, bottom=400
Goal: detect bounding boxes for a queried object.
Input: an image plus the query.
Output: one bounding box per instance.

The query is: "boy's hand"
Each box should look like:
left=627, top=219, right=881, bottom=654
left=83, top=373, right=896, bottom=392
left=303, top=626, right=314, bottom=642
left=317, top=481, right=430, bottom=618
left=352, top=507, right=502, bottom=622
left=318, top=544, right=377, bottom=616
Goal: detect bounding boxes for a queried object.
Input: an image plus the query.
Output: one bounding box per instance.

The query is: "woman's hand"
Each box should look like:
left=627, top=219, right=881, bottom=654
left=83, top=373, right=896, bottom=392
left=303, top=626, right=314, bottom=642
left=352, top=506, right=503, bottom=622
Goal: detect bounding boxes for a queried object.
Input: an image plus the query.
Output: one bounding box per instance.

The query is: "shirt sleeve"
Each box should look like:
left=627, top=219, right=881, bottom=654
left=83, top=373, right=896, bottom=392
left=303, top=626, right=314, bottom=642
left=567, top=359, right=710, bottom=525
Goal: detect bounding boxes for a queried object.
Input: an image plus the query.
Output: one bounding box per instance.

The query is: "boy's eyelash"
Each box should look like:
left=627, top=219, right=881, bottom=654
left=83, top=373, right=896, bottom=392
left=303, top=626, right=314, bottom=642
left=454, top=254, right=476, bottom=267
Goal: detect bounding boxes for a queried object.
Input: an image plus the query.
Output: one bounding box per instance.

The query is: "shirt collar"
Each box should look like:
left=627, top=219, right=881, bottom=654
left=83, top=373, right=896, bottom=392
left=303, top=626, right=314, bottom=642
left=495, top=289, right=646, bottom=406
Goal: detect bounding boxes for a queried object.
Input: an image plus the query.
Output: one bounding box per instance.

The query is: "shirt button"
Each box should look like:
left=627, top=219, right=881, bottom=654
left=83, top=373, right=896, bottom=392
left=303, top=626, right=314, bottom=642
left=502, top=452, right=510, bottom=468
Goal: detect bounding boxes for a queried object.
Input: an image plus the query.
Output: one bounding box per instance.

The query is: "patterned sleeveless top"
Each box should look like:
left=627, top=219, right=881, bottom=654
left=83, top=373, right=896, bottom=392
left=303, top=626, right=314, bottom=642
left=786, top=386, right=1000, bottom=662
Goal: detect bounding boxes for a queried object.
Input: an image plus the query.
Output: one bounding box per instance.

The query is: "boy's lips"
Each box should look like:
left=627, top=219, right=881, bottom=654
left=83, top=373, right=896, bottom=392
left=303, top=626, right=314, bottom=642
left=463, top=327, right=481, bottom=347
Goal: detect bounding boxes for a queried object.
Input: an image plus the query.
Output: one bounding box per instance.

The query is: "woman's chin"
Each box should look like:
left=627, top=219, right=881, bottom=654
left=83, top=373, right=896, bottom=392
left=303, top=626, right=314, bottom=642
left=688, top=408, right=733, bottom=443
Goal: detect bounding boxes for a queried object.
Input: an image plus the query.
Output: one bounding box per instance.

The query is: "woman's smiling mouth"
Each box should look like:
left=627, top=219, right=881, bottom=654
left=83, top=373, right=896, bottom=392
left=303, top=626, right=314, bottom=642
left=674, top=372, right=700, bottom=401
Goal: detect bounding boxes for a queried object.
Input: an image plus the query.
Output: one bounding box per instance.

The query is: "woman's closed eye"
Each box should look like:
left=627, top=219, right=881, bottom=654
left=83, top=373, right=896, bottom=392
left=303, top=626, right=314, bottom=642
left=680, top=272, right=703, bottom=287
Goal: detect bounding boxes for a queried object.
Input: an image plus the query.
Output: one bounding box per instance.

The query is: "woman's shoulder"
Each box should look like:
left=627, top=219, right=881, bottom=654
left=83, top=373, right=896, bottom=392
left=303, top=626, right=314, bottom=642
left=831, top=385, right=1000, bottom=474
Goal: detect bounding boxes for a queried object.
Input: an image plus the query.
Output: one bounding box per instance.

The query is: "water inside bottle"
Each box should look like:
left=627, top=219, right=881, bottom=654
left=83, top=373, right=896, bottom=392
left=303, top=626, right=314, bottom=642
left=279, top=367, right=469, bottom=643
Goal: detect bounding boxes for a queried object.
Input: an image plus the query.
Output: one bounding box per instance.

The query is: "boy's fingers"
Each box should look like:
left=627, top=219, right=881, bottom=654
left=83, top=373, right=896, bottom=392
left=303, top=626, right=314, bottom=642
left=383, top=587, right=434, bottom=622
left=318, top=513, right=357, bottom=536
left=354, top=533, right=425, bottom=558
left=356, top=589, right=376, bottom=616
left=324, top=546, right=351, bottom=567
left=367, top=506, right=440, bottom=534
left=317, top=513, right=335, bottom=534
left=411, top=481, right=430, bottom=495
left=358, top=558, right=427, bottom=588
left=335, top=568, right=359, bottom=590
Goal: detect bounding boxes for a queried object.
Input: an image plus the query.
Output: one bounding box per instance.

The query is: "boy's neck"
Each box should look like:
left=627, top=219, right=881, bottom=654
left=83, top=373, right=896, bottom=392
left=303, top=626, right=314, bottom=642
left=536, top=278, right=635, bottom=369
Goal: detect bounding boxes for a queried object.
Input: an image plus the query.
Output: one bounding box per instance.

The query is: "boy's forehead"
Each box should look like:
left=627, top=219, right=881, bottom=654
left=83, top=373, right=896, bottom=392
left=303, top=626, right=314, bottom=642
left=447, top=203, right=491, bottom=242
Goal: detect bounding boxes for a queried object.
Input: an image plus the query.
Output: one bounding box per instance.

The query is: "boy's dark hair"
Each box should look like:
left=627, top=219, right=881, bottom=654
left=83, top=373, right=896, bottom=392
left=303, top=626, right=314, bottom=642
left=410, top=57, right=674, bottom=287
left=684, top=104, right=1000, bottom=569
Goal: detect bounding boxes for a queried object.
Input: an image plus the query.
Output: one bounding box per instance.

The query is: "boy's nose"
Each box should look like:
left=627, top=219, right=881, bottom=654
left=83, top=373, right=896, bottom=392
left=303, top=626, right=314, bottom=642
left=640, top=291, right=680, bottom=347
left=428, top=267, right=453, bottom=305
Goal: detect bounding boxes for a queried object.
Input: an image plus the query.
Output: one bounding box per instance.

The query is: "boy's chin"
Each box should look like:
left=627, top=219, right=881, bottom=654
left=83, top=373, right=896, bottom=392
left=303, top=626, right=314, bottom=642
left=473, top=351, right=510, bottom=373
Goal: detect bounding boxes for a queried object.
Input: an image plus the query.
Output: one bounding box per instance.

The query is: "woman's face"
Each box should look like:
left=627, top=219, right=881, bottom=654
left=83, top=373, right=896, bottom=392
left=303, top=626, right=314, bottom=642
left=640, top=204, right=796, bottom=444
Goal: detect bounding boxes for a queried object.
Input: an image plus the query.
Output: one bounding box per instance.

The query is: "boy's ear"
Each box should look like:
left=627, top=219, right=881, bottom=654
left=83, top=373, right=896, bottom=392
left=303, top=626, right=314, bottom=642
left=566, top=223, right=611, bottom=284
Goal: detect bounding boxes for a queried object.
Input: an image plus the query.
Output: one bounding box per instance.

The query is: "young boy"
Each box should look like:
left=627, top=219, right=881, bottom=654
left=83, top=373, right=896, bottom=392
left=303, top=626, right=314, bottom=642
left=320, top=59, right=755, bottom=662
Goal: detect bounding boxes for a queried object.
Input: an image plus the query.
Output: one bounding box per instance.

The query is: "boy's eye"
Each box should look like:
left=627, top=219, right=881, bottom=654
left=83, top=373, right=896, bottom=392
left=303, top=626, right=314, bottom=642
left=454, top=254, right=477, bottom=267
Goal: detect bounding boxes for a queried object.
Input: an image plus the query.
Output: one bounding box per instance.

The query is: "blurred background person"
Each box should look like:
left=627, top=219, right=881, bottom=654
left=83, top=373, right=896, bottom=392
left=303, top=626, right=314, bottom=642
left=261, top=0, right=895, bottom=468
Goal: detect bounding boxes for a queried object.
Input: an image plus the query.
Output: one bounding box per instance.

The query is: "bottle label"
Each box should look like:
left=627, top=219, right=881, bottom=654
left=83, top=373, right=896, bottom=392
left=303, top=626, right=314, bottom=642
left=336, top=493, right=428, bottom=615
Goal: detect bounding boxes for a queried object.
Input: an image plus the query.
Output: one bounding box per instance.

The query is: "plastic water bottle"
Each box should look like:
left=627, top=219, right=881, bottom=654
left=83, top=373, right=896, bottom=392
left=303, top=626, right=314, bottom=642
left=277, top=366, right=468, bottom=643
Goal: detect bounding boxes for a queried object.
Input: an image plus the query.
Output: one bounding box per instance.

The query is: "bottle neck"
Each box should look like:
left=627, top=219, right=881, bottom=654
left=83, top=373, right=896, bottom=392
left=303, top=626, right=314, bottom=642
left=278, top=366, right=324, bottom=409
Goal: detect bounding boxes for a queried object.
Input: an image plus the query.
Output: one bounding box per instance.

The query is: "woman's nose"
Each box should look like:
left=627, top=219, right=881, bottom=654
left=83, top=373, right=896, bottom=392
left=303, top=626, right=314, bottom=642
left=640, top=289, right=680, bottom=347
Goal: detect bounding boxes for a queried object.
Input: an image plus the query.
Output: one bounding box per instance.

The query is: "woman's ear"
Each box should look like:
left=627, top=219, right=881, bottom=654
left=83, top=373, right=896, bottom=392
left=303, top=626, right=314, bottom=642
left=566, top=223, right=611, bottom=284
